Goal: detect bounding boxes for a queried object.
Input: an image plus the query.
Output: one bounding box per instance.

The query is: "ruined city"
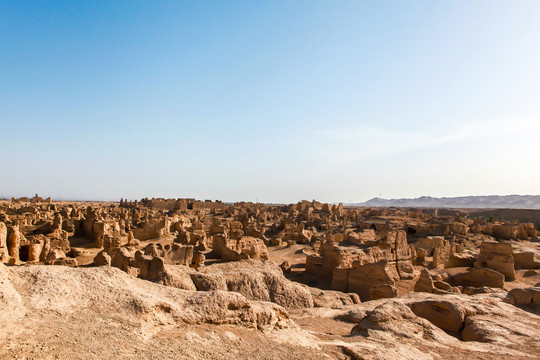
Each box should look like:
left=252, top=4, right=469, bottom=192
left=4, top=1, right=540, bottom=359
left=0, top=194, right=539, bottom=359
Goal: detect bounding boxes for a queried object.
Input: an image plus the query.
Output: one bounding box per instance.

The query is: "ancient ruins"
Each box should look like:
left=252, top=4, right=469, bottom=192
left=0, top=195, right=539, bottom=359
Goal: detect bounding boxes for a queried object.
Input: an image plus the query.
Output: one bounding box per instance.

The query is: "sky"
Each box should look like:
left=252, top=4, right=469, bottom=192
left=1, top=1, right=540, bottom=203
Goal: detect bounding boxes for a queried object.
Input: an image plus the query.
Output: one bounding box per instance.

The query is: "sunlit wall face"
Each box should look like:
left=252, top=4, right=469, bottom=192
left=1, top=1, right=539, bottom=203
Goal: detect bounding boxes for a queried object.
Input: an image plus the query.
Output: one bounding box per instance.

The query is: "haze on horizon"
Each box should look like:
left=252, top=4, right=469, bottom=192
left=2, top=1, right=539, bottom=203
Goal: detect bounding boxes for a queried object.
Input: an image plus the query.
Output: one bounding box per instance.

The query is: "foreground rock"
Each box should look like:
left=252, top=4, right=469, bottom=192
left=2, top=261, right=540, bottom=359
left=0, top=263, right=336, bottom=360
left=3, top=263, right=294, bottom=331
left=338, top=292, right=540, bottom=359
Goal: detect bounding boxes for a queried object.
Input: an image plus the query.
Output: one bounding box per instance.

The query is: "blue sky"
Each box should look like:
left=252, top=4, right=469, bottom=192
left=1, top=1, right=539, bottom=202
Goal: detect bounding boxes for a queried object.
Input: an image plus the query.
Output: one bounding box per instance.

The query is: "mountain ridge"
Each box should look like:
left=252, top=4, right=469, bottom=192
left=347, top=194, right=540, bottom=209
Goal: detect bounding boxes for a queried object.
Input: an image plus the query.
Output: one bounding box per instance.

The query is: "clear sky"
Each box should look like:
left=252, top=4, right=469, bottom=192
left=1, top=1, right=539, bottom=203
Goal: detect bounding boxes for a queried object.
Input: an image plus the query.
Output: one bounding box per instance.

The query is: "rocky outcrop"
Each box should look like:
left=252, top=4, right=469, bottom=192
left=0, top=222, right=9, bottom=262
left=513, top=251, right=540, bottom=269
left=93, top=250, right=111, bottom=266
left=190, top=260, right=314, bottom=309
left=347, top=291, right=540, bottom=358
left=4, top=264, right=295, bottom=333
left=331, top=260, right=399, bottom=301
left=308, top=288, right=360, bottom=308
left=350, top=301, right=435, bottom=337
left=451, top=267, right=505, bottom=288
left=409, top=299, right=468, bottom=332
left=414, top=269, right=434, bottom=293
left=7, top=225, right=21, bottom=262
left=475, top=241, right=516, bottom=280
left=414, top=269, right=461, bottom=294
left=145, top=257, right=197, bottom=291
left=212, top=235, right=268, bottom=261
left=370, top=284, right=397, bottom=300
left=143, top=243, right=194, bottom=266
left=505, top=287, right=540, bottom=305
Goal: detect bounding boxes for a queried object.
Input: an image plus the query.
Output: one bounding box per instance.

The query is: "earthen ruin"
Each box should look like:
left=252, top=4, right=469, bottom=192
left=1, top=196, right=539, bottom=359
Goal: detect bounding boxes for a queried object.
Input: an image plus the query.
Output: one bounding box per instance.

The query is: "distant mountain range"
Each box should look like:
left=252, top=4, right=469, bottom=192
left=347, top=195, right=540, bottom=209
